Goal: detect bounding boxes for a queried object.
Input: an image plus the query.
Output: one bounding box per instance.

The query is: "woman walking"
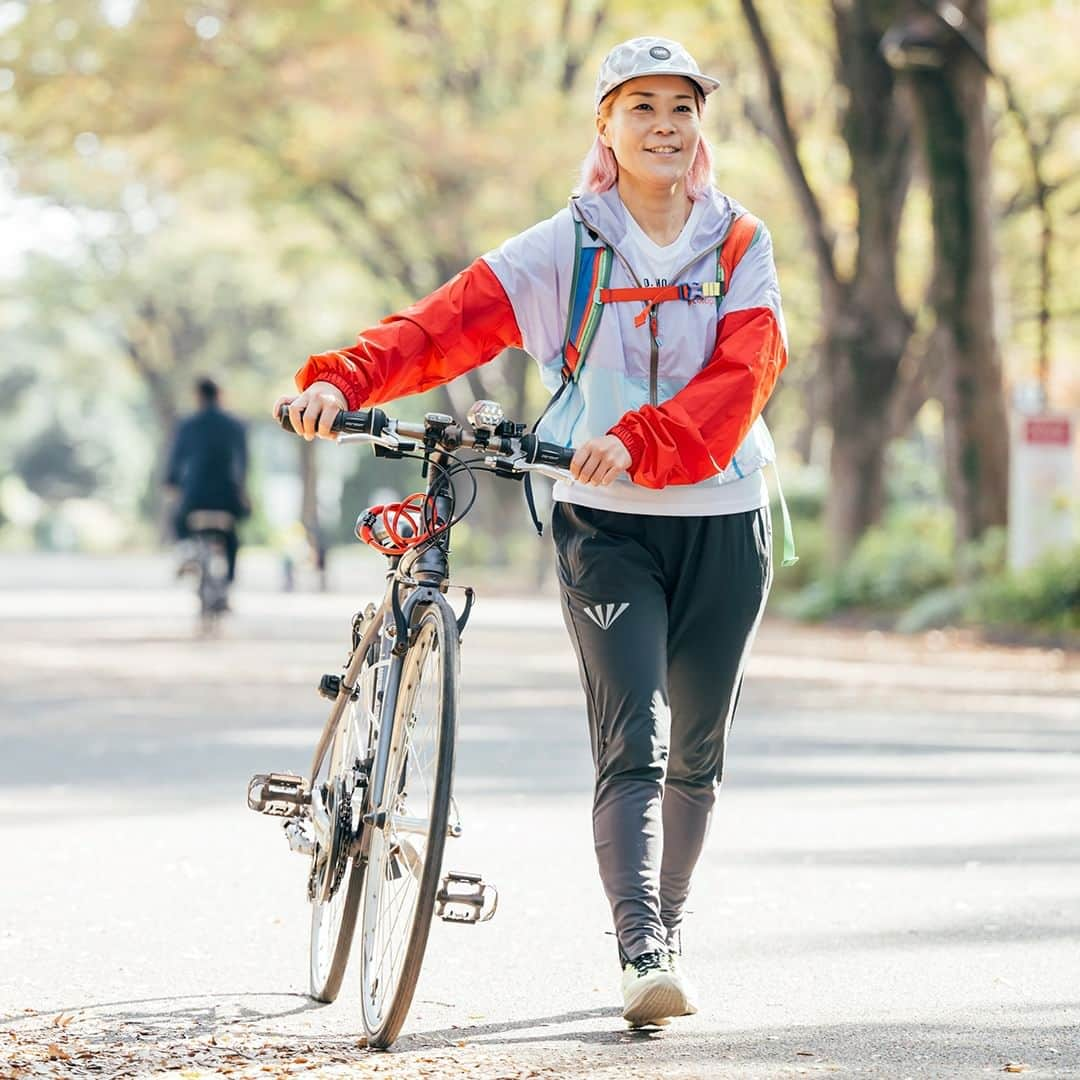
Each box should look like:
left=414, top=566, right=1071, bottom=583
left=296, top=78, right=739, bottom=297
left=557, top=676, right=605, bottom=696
left=276, top=36, right=788, bottom=1027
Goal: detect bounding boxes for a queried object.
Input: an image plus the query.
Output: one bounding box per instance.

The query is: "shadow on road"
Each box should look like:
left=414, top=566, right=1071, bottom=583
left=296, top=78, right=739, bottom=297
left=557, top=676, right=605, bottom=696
left=399, top=1005, right=624, bottom=1048
left=1, top=990, right=323, bottom=1029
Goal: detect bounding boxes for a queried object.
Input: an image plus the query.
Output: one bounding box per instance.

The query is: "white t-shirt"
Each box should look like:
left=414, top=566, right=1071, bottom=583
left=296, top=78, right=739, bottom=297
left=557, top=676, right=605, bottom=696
left=622, top=197, right=707, bottom=287
left=556, top=197, right=769, bottom=518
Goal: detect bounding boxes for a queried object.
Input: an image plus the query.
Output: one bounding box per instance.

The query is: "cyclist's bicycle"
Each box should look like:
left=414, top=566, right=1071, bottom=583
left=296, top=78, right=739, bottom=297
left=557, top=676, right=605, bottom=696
left=182, top=510, right=235, bottom=635
left=247, top=400, right=573, bottom=1048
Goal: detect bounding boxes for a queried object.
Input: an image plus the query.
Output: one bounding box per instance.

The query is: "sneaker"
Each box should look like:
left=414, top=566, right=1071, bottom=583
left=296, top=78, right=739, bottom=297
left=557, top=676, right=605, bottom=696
left=665, top=929, right=699, bottom=1016
left=620, top=950, right=689, bottom=1028
left=667, top=953, right=699, bottom=1016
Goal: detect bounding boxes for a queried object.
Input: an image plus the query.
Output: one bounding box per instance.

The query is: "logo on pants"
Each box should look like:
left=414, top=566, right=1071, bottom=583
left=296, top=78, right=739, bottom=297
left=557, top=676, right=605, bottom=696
left=582, top=602, right=629, bottom=630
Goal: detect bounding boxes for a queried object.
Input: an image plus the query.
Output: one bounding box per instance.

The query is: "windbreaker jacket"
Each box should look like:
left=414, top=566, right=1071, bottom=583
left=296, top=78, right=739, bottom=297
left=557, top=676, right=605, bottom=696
left=295, top=185, right=788, bottom=491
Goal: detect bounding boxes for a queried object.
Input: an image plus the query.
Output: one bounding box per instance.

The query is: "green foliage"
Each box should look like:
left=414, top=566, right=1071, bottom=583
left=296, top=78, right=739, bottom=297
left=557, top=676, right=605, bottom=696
left=968, top=546, right=1080, bottom=632
left=893, top=584, right=974, bottom=634
left=0, top=0, right=1075, bottom=564
left=782, top=506, right=1078, bottom=639
left=782, top=506, right=955, bottom=618
left=13, top=428, right=106, bottom=500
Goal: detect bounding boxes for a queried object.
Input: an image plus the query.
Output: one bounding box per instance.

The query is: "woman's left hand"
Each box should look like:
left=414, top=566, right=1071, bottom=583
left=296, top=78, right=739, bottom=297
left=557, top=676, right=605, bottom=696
left=570, top=435, right=631, bottom=486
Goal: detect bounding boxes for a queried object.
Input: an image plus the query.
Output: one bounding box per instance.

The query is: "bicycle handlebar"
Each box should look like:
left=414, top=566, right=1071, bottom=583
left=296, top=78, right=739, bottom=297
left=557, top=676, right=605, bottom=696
left=277, top=404, right=576, bottom=471
left=277, top=406, right=384, bottom=438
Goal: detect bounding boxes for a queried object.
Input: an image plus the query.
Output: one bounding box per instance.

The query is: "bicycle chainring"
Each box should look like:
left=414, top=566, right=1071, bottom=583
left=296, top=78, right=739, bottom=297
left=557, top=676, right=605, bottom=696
left=307, top=780, right=353, bottom=904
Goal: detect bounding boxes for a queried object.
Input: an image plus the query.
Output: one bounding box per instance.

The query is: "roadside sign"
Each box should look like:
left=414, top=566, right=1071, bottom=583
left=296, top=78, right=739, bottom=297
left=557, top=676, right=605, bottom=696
left=1008, top=412, right=1077, bottom=570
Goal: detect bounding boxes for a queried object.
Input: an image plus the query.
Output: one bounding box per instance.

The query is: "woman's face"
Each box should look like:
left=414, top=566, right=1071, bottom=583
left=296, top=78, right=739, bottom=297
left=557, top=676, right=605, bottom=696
left=597, top=74, right=702, bottom=195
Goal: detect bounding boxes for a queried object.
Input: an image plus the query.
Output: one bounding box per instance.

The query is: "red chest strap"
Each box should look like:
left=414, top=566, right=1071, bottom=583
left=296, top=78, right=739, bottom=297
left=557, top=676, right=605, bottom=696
left=599, top=283, right=710, bottom=328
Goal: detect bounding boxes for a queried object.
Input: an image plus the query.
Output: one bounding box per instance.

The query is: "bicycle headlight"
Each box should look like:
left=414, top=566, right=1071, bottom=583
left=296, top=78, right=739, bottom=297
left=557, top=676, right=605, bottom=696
left=466, top=399, right=504, bottom=433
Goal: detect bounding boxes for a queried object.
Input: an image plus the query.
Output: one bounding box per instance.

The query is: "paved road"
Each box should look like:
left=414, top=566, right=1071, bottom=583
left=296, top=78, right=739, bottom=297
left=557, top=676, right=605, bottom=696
left=1, top=554, right=1078, bottom=1079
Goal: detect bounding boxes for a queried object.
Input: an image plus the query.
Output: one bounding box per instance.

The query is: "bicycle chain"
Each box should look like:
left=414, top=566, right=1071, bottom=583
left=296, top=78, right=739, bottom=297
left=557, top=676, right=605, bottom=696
left=329, top=786, right=353, bottom=896
left=307, top=783, right=353, bottom=903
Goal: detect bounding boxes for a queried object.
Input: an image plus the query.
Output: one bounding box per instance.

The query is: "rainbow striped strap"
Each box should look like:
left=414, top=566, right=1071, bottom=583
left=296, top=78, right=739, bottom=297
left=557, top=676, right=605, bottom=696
left=560, top=221, right=613, bottom=383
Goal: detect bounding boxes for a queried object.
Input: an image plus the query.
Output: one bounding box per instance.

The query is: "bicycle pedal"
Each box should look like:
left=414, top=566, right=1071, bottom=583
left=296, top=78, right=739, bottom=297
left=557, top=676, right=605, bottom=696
left=435, top=871, right=498, bottom=925
left=247, top=772, right=310, bottom=816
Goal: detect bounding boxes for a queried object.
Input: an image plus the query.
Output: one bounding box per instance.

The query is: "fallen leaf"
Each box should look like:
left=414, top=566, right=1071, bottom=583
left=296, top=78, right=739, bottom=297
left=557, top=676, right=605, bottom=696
left=46, top=1045, right=71, bottom=1061
left=1003, top=1066, right=1028, bottom=1074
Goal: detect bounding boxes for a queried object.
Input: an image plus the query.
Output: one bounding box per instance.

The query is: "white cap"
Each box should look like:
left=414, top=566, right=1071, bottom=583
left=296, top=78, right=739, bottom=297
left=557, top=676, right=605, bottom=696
left=594, top=37, right=721, bottom=112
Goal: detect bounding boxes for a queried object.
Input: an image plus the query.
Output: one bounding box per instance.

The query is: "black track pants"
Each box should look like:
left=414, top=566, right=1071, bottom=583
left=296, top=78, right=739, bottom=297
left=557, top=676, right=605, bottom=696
left=552, top=501, right=772, bottom=962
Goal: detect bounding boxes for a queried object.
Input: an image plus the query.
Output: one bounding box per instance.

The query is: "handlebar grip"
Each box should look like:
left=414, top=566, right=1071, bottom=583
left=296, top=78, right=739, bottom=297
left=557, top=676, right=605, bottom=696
left=277, top=405, right=386, bottom=437
left=520, top=434, right=575, bottom=470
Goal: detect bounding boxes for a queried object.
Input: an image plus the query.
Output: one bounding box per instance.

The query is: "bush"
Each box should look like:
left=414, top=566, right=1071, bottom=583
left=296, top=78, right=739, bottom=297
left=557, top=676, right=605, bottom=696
left=968, top=546, right=1080, bottom=633
left=781, top=506, right=954, bottom=618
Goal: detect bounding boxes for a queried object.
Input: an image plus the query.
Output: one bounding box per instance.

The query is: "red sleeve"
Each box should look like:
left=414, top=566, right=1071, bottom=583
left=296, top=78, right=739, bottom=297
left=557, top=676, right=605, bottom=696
left=294, top=258, right=522, bottom=409
left=608, top=306, right=787, bottom=488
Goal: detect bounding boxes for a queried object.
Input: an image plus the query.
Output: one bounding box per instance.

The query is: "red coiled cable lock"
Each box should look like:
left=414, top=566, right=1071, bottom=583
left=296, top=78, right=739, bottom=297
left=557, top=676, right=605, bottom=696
left=356, top=493, right=442, bottom=556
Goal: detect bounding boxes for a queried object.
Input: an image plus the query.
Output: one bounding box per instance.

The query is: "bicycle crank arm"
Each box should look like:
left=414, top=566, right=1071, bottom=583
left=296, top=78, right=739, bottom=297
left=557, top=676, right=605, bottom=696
left=363, top=810, right=463, bottom=838
left=435, top=871, right=498, bottom=924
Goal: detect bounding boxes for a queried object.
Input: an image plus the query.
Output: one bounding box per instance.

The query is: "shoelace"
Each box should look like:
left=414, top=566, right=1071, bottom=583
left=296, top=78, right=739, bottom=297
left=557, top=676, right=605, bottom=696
left=629, top=950, right=668, bottom=977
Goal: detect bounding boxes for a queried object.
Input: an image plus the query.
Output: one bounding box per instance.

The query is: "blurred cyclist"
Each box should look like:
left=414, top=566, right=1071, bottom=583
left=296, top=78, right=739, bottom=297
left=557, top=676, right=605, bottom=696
left=165, top=376, right=249, bottom=585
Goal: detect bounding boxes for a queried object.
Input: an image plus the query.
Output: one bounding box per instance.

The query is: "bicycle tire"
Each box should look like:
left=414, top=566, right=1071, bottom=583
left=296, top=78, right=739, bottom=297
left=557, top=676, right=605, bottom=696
left=195, top=535, right=229, bottom=635
left=308, top=615, right=384, bottom=1002
left=358, top=599, right=458, bottom=1048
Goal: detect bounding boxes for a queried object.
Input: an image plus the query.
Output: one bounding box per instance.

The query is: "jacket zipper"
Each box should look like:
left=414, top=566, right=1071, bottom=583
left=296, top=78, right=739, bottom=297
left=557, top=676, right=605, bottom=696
left=573, top=203, right=736, bottom=408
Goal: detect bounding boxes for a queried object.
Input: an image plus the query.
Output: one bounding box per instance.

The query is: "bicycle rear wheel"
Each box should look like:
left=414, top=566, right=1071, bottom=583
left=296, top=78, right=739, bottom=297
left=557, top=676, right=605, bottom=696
left=309, top=612, right=385, bottom=1002
left=358, top=599, right=458, bottom=1048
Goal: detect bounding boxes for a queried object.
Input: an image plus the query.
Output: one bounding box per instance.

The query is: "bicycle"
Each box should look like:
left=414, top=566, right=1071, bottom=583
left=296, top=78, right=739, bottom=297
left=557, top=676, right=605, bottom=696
left=182, top=509, right=236, bottom=635
left=247, top=400, right=574, bottom=1048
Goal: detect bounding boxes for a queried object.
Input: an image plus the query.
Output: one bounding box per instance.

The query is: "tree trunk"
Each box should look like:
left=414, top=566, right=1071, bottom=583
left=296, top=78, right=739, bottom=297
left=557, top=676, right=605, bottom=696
left=299, top=438, right=319, bottom=538
left=824, top=284, right=912, bottom=551
left=742, top=0, right=915, bottom=562
left=903, top=0, right=1009, bottom=545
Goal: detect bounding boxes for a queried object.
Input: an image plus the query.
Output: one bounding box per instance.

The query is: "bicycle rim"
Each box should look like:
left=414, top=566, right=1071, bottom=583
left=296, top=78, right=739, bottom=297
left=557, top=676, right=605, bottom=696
left=359, top=601, right=457, bottom=1047
left=309, top=620, right=385, bottom=1002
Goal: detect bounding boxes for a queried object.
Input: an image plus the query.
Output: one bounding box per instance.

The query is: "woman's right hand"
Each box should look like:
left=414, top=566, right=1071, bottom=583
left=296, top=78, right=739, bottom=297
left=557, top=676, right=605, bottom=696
left=273, top=382, right=348, bottom=441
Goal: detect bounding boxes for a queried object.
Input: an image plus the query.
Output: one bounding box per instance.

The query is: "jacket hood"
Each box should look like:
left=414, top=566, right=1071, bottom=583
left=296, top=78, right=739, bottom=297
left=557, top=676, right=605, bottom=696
left=570, top=184, right=742, bottom=254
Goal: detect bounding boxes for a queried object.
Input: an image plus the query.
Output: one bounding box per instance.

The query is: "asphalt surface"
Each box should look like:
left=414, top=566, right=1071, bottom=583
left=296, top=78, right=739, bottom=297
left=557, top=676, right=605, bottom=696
left=1, top=553, right=1078, bottom=1079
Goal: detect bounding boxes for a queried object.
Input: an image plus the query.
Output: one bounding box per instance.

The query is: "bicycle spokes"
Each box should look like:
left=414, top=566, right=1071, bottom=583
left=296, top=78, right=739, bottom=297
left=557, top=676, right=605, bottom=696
left=360, top=618, right=445, bottom=1027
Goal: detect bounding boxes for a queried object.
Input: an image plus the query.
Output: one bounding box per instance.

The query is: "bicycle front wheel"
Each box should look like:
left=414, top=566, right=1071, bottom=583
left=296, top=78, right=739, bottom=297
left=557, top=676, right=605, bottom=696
left=309, top=610, right=385, bottom=1002
left=358, top=599, right=458, bottom=1048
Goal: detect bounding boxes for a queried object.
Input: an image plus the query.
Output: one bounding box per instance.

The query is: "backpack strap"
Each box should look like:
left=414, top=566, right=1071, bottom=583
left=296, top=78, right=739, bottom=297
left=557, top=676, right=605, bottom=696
left=560, top=219, right=613, bottom=384
left=715, top=213, right=763, bottom=309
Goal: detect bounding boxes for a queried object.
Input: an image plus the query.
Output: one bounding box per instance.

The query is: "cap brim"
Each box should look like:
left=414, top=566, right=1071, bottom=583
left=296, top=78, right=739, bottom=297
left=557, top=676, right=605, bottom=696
left=597, top=70, right=722, bottom=110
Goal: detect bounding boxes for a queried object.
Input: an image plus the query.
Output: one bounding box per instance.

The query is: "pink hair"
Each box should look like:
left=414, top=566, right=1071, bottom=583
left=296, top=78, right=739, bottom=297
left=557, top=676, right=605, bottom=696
left=576, top=134, right=714, bottom=199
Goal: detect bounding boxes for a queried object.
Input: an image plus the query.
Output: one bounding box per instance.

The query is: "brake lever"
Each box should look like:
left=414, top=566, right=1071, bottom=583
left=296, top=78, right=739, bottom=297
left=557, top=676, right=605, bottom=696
left=338, top=431, right=405, bottom=451
left=507, top=457, right=576, bottom=484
